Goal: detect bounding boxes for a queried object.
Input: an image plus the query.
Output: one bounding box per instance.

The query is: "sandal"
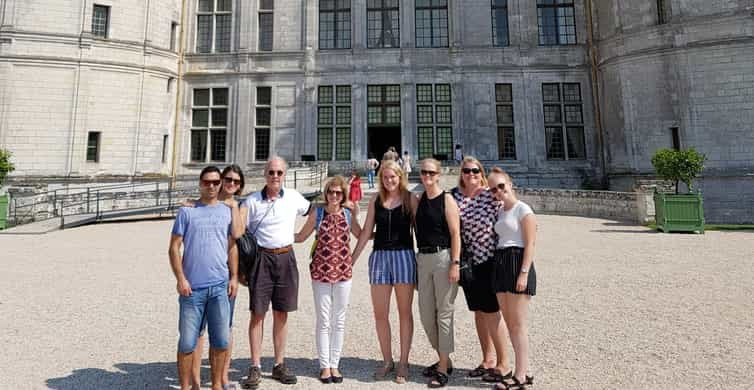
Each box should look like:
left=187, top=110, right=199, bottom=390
left=468, top=364, right=488, bottom=378
left=394, top=363, right=409, bottom=384
left=373, top=360, right=394, bottom=380
left=428, top=371, right=449, bottom=388
left=506, top=376, right=530, bottom=390
left=482, top=369, right=512, bottom=383
left=422, top=362, right=454, bottom=377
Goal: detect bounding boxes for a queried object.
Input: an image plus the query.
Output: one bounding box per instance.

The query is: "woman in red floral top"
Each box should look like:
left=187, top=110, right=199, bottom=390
left=295, top=176, right=362, bottom=383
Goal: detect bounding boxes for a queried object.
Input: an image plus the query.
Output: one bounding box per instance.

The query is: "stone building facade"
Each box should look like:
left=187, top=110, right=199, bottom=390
left=1, top=0, right=752, bottom=222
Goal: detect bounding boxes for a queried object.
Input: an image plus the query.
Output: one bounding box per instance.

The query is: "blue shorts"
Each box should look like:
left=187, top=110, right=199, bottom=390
left=177, top=281, right=230, bottom=353
left=368, top=249, right=417, bottom=285
left=201, top=296, right=236, bottom=334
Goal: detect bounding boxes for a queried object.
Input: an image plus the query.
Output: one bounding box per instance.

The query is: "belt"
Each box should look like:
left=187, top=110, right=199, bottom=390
left=418, top=246, right=449, bottom=254
left=260, top=245, right=292, bottom=255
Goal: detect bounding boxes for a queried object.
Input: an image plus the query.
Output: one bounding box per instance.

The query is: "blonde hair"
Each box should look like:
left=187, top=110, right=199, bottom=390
left=458, top=156, right=488, bottom=189
left=488, top=166, right=514, bottom=187
left=324, top=175, right=349, bottom=206
left=420, top=158, right=442, bottom=173
left=378, top=160, right=412, bottom=215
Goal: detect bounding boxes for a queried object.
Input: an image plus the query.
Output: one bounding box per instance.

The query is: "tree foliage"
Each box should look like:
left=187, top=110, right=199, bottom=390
left=0, top=148, right=15, bottom=186
left=651, top=148, right=706, bottom=194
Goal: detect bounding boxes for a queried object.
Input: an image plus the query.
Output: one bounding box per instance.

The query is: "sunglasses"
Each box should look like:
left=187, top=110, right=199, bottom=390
left=267, top=170, right=284, bottom=177
left=201, top=179, right=222, bottom=187
left=223, top=177, right=242, bottom=185
left=489, top=182, right=507, bottom=194
left=420, top=170, right=439, bottom=177
left=462, top=167, right=481, bottom=175
left=327, top=189, right=343, bottom=196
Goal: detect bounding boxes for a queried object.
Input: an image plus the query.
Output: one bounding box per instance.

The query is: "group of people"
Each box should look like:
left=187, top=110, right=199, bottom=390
left=169, top=155, right=538, bottom=390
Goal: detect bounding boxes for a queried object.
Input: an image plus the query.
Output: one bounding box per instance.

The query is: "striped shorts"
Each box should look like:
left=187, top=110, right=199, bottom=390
left=368, top=249, right=417, bottom=285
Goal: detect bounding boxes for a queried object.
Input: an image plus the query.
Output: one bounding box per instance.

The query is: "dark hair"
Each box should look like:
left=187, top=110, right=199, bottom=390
left=199, top=166, right=221, bottom=180
left=221, top=164, right=245, bottom=196
left=368, top=152, right=375, bottom=159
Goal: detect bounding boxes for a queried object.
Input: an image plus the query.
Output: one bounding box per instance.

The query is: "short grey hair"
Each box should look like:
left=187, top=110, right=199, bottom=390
left=266, top=155, right=288, bottom=171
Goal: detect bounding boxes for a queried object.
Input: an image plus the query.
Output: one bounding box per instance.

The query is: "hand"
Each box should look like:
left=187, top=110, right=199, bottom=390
left=223, top=198, right=238, bottom=209
left=448, top=264, right=460, bottom=284
left=239, top=273, right=248, bottom=286
left=228, top=277, right=239, bottom=298
left=516, top=273, right=528, bottom=292
left=176, top=278, right=192, bottom=296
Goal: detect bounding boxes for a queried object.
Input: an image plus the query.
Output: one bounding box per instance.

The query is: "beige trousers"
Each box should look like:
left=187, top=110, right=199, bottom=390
left=417, top=249, right=459, bottom=354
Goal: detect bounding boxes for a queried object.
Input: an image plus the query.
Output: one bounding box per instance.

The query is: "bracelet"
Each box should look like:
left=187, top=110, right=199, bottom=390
left=451, top=260, right=461, bottom=265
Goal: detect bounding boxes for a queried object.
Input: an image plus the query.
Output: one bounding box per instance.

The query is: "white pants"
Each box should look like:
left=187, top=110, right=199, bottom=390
left=312, top=280, right=352, bottom=369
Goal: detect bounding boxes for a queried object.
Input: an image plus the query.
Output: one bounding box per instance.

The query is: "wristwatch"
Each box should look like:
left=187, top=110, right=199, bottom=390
left=451, top=260, right=461, bottom=265
left=520, top=267, right=529, bottom=273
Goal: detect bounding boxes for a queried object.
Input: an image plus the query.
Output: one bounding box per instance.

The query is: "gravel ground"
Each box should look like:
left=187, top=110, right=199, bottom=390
left=1, top=214, right=753, bottom=389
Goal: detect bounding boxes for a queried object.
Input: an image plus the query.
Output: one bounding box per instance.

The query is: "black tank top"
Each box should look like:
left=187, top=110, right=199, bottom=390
left=373, top=199, right=414, bottom=250
left=415, top=191, right=451, bottom=248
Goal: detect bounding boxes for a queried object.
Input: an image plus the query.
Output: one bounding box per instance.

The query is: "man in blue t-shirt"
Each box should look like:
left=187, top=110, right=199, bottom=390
left=169, top=166, right=239, bottom=390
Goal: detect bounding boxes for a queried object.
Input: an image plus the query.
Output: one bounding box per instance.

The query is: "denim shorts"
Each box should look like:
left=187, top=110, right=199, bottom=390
left=368, top=249, right=417, bottom=285
left=201, top=296, right=236, bottom=334
left=178, top=281, right=230, bottom=353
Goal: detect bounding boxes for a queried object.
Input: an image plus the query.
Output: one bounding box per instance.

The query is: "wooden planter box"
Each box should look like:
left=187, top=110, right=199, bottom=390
left=654, top=191, right=704, bottom=233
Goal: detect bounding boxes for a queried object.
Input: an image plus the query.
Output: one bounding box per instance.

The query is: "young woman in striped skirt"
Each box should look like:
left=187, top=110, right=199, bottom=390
left=352, top=160, right=419, bottom=384
left=488, top=167, right=536, bottom=390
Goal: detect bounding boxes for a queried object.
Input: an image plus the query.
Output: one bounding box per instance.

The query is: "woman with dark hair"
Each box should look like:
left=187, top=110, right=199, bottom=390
left=189, top=164, right=247, bottom=390
left=294, top=176, right=362, bottom=383
left=450, top=157, right=511, bottom=383
left=488, top=167, right=536, bottom=390
left=352, top=160, right=418, bottom=384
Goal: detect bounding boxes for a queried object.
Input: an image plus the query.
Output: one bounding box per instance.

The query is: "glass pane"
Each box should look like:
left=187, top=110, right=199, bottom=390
left=498, top=126, right=516, bottom=160
left=495, top=84, right=512, bottom=102
left=543, top=105, right=561, bottom=124
left=318, top=107, right=333, bottom=125
left=336, top=85, right=351, bottom=103
left=563, top=83, right=581, bottom=102
left=210, top=130, right=226, bottom=161
left=257, top=87, right=272, bottom=105
left=367, top=106, right=382, bottom=124
left=417, top=105, right=433, bottom=123
left=318, top=127, right=333, bottom=160
left=213, top=88, right=228, bottom=106
left=259, top=13, right=274, bottom=51
left=435, top=84, right=451, bottom=102
left=336, top=106, right=351, bottom=124
left=255, top=128, right=271, bottom=160
left=538, top=8, right=557, bottom=45
left=416, top=0, right=430, bottom=7
left=564, top=105, right=582, bottom=124
left=191, top=130, right=208, bottom=161
left=416, top=85, right=432, bottom=102
left=385, top=85, right=400, bottom=102
left=385, top=106, right=401, bottom=124
left=335, top=127, right=351, bottom=160
left=545, top=126, right=564, bottom=159
left=196, top=15, right=212, bottom=53
left=260, top=0, right=274, bottom=10
left=436, top=127, right=453, bottom=157
left=318, top=86, right=333, bottom=104
left=496, top=105, right=513, bottom=124
left=367, top=85, right=381, bottom=103
left=215, top=14, right=232, bottom=52
left=192, top=109, right=209, bottom=127
left=217, top=0, right=232, bottom=12
left=542, top=83, right=560, bottom=102
left=198, top=0, right=212, bottom=12
left=418, top=127, right=434, bottom=159
left=566, top=126, right=585, bottom=159
left=492, top=7, right=509, bottom=47
left=320, top=0, right=335, bottom=10
left=212, top=108, right=227, bottom=126
left=92, top=5, right=108, bottom=38
left=436, top=105, right=452, bottom=123
left=256, top=108, right=271, bottom=126
left=336, top=0, right=350, bottom=9
left=194, top=89, right=210, bottom=106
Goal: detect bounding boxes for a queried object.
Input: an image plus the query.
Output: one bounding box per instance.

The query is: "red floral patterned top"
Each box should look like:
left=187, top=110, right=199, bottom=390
left=310, top=210, right=353, bottom=282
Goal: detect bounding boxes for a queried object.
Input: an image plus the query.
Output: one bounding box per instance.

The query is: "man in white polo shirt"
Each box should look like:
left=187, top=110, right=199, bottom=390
left=240, top=156, right=311, bottom=389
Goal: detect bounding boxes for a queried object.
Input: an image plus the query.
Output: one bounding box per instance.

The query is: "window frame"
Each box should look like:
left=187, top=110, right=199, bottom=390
left=317, top=85, right=352, bottom=160
left=196, top=0, right=233, bottom=54
left=367, top=0, right=400, bottom=49
left=319, top=0, right=352, bottom=49
left=254, top=86, right=273, bottom=161
left=91, top=4, right=110, bottom=39
left=416, top=83, right=453, bottom=160
left=491, top=0, right=509, bottom=47
left=190, top=87, right=230, bottom=163
left=258, top=0, right=274, bottom=51
left=536, top=0, right=577, bottom=46
left=495, top=83, right=516, bottom=160
left=86, top=131, right=101, bottom=162
left=367, top=84, right=401, bottom=126
left=542, top=82, right=585, bottom=160
left=415, top=0, right=449, bottom=48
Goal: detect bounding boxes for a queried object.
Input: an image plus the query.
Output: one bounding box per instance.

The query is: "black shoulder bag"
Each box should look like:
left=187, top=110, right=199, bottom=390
left=238, top=202, right=273, bottom=282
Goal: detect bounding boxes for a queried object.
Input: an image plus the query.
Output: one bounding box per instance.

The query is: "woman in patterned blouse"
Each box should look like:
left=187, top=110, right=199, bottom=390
left=450, top=156, right=511, bottom=382
left=295, top=176, right=362, bottom=383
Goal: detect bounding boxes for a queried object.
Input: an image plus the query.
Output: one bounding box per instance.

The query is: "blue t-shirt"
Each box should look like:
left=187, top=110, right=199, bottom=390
left=171, top=202, right=232, bottom=289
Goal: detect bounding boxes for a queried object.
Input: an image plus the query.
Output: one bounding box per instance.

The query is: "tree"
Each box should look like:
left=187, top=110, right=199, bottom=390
left=0, top=148, right=15, bottom=187
left=651, top=148, right=706, bottom=194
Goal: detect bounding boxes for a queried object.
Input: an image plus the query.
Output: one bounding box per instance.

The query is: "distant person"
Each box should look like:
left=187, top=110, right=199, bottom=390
left=488, top=167, right=536, bottom=390
left=240, top=157, right=311, bottom=388
left=454, top=145, right=463, bottom=163
left=367, top=154, right=379, bottom=189
left=383, top=146, right=398, bottom=164
left=349, top=170, right=363, bottom=205
left=294, top=176, right=362, bottom=383
left=169, top=166, right=238, bottom=390
left=402, top=151, right=412, bottom=175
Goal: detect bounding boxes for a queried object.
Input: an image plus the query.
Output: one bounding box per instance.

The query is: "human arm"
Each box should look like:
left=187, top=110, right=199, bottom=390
left=445, top=194, right=461, bottom=284
left=350, top=204, right=362, bottom=238
left=351, top=195, right=377, bottom=265
left=295, top=208, right=317, bottom=243
left=227, top=235, right=239, bottom=297
left=168, top=234, right=191, bottom=296
left=517, top=213, right=537, bottom=292
left=224, top=198, right=246, bottom=240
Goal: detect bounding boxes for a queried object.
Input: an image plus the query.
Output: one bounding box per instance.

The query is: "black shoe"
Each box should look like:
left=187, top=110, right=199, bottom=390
left=240, top=366, right=261, bottom=389
left=319, top=369, right=333, bottom=384
left=272, top=363, right=297, bottom=385
left=331, top=375, right=343, bottom=384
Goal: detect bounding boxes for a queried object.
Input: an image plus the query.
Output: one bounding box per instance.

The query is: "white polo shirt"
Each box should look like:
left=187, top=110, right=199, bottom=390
left=244, top=186, right=311, bottom=249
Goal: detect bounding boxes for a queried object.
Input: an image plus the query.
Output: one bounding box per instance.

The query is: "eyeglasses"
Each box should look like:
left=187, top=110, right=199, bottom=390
left=489, top=183, right=507, bottom=194
left=201, top=179, right=222, bottom=187
left=267, top=170, right=284, bottom=177
left=420, top=170, right=439, bottom=177
left=223, top=177, right=242, bottom=185
left=326, top=189, right=343, bottom=196
left=462, top=167, right=481, bottom=175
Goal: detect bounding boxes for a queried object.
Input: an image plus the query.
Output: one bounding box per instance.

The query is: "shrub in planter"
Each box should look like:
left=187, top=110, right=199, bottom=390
left=650, top=148, right=706, bottom=233
left=0, top=148, right=15, bottom=229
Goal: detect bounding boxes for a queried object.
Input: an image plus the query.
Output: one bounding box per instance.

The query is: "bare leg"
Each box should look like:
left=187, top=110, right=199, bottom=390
left=249, top=312, right=265, bottom=366
left=370, top=285, right=394, bottom=366
left=484, top=311, right=511, bottom=373
left=474, top=311, right=496, bottom=368
left=394, top=283, right=415, bottom=376
left=222, top=332, right=233, bottom=385
left=272, top=310, right=289, bottom=365
left=191, top=335, right=204, bottom=390
left=178, top=351, right=194, bottom=390
left=210, top=347, right=228, bottom=390
left=501, top=293, right=531, bottom=383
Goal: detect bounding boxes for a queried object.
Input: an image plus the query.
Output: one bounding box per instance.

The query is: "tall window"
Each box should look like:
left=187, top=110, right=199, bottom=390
left=367, top=0, right=400, bottom=48
left=196, top=0, right=232, bottom=53
left=320, top=0, right=351, bottom=49
left=657, top=0, right=670, bottom=24
left=259, top=0, right=274, bottom=51
left=542, top=83, right=585, bottom=160
left=191, top=88, right=229, bottom=162
left=496, top=84, right=516, bottom=160
left=255, top=87, right=272, bottom=161
left=86, top=132, right=101, bottom=162
left=162, top=135, right=169, bottom=163
left=415, top=0, right=448, bottom=48
left=170, top=22, right=179, bottom=51
left=416, top=84, right=453, bottom=160
left=92, top=5, right=110, bottom=38
left=367, top=85, right=401, bottom=125
left=537, top=0, right=576, bottom=45
left=491, top=0, right=509, bottom=47
left=318, top=86, right=352, bottom=160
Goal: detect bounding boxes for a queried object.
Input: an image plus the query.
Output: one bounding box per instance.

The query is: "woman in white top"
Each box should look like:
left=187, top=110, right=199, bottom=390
left=487, top=167, right=536, bottom=390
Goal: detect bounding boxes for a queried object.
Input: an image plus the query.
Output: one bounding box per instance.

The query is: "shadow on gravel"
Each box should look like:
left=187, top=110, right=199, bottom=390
left=590, top=229, right=658, bottom=234
left=47, top=362, right=179, bottom=389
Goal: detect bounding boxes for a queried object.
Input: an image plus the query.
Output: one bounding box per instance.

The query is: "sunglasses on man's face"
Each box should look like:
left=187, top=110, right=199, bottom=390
left=489, top=182, right=507, bottom=194
left=223, top=177, right=242, bottom=185
left=267, top=170, right=284, bottom=177
left=420, top=169, right=439, bottom=177
left=462, top=167, right=481, bottom=175
left=201, top=179, right=222, bottom=187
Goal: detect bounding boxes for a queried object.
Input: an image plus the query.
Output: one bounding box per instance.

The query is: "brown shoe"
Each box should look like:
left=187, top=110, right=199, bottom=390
left=272, top=363, right=297, bottom=385
left=240, top=366, right=261, bottom=389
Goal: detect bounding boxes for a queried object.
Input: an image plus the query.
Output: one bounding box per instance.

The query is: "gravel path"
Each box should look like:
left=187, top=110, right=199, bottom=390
left=1, top=215, right=752, bottom=389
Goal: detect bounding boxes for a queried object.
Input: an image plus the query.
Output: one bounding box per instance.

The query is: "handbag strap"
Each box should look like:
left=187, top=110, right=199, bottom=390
left=250, top=197, right=274, bottom=236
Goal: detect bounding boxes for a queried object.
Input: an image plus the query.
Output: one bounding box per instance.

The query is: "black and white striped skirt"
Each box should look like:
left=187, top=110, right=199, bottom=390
left=493, top=247, right=536, bottom=296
